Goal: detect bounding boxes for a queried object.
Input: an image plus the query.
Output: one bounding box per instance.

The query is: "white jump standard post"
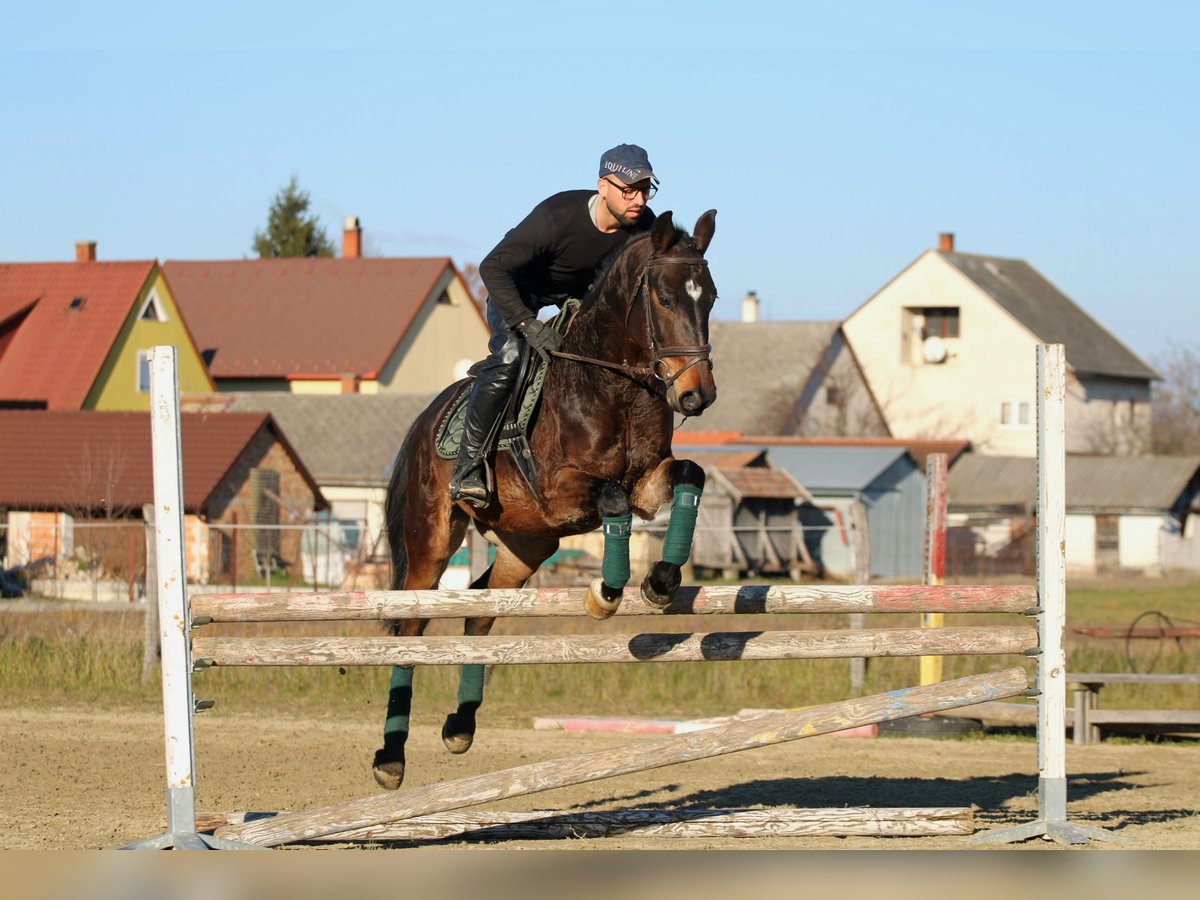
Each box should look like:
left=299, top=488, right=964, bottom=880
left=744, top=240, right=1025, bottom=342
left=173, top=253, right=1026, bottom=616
left=971, top=344, right=1115, bottom=846
left=120, top=346, right=258, bottom=851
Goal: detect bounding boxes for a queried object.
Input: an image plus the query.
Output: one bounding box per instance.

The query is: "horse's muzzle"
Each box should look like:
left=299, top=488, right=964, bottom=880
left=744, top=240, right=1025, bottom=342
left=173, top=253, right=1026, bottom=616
left=670, top=383, right=717, bottom=417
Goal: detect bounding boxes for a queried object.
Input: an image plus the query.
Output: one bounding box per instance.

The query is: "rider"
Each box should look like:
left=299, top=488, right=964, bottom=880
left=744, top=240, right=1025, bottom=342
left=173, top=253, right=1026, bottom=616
left=448, top=143, right=659, bottom=508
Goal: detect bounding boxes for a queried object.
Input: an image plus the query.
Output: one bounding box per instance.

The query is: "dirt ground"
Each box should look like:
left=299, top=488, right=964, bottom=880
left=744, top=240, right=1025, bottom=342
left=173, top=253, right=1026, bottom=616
left=1, top=703, right=1197, bottom=851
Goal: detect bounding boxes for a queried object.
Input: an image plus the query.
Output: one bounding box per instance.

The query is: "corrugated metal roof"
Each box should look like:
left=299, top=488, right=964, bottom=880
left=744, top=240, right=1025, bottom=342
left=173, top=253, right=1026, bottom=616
left=164, top=257, right=456, bottom=379
left=948, top=454, right=1200, bottom=511
left=690, top=443, right=909, bottom=492
left=942, top=252, right=1158, bottom=381
left=0, top=410, right=325, bottom=513
left=190, top=392, right=437, bottom=485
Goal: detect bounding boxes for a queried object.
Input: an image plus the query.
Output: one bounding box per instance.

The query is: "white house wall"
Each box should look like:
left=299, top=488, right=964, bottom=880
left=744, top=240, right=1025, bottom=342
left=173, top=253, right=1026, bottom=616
left=1065, top=514, right=1096, bottom=575
left=842, top=252, right=1041, bottom=456
left=1118, top=515, right=1163, bottom=571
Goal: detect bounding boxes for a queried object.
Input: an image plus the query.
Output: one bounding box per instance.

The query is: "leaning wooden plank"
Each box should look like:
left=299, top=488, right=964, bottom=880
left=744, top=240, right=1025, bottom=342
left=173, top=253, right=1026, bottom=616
left=215, top=667, right=1027, bottom=846
left=196, top=807, right=974, bottom=841
left=1084, top=710, right=1200, bottom=726
left=189, top=583, right=1036, bottom=623
left=194, top=626, right=1037, bottom=667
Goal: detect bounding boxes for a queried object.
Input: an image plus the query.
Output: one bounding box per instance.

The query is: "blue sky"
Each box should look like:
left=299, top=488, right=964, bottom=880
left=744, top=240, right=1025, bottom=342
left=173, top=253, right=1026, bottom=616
left=3, top=2, right=1196, bottom=365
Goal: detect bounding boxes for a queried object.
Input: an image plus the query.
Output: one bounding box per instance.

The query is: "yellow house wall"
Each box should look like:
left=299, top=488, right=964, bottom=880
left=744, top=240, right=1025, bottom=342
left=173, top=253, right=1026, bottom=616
left=89, top=270, right=214, bottom=410
left=378, top=271, right=489, bottom=393
left=842, top=252, right=1042, bottom=456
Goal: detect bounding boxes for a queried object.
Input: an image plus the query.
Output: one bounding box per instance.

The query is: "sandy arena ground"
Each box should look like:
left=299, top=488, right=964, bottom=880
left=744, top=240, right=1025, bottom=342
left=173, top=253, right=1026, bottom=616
left=2, top=704, right=1197, bottom=850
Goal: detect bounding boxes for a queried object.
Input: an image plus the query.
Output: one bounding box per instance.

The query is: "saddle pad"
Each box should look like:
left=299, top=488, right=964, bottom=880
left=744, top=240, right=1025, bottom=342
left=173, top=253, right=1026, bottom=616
left=434, top=356, right=552, bottom=460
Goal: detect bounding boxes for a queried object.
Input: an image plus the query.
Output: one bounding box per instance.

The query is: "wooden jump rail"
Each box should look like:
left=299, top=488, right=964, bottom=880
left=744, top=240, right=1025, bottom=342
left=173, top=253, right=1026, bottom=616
left=192, top=625, right=1037, bottom=668
left=189, top=583, right=1038, bottom=623
left=125, top=343, right=1114, bottom=850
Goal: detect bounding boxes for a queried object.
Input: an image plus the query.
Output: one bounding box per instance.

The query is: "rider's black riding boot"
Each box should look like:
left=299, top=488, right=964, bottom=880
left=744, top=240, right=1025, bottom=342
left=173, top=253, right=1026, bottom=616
left=449, top=370, right=511, bottom=508
left=450, top=303, right=523, bottom=508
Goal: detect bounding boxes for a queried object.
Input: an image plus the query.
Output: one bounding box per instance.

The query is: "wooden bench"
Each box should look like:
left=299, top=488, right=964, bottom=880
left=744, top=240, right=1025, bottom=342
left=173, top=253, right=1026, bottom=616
left=1067, top=672, right=1200, bottom=744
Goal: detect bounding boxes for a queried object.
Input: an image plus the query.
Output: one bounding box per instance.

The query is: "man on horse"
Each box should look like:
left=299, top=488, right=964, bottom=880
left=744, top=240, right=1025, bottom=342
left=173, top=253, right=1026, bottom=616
left=448, top=143, right=660, bottom=508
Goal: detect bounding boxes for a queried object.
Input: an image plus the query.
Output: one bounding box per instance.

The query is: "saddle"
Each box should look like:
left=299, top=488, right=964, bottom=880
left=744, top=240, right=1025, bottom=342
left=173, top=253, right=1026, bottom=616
left=434, top=300, right=581, bottom=495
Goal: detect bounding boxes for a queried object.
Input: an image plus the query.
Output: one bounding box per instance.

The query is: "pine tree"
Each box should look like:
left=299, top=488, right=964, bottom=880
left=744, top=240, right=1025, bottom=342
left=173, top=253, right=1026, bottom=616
left=252, top=176, right=336, bottom=258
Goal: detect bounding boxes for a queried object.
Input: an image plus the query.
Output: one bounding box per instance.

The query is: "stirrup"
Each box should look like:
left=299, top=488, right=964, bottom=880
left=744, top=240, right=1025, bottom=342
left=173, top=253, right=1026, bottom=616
left=450, top=464, right=491, bottom=509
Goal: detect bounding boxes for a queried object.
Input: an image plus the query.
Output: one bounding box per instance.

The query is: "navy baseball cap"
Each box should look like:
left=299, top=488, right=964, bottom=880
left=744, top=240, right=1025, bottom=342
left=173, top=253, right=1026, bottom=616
left=599, top=144, right=659, bottom=185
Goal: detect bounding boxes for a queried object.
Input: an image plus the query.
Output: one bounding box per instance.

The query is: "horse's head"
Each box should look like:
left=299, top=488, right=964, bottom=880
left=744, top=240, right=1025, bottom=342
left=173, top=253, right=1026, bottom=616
left=642, top=209, right=719, bottom=416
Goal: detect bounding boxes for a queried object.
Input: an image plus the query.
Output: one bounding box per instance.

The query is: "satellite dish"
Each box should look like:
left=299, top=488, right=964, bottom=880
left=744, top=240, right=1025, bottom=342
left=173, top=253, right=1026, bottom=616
left=453, top=358, right=474, bottom=380
left=922, top=335, right=948, bottom=364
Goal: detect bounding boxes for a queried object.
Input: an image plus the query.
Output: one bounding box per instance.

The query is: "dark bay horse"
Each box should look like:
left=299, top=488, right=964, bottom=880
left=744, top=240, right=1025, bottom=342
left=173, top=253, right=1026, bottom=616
left=373, top=209, right=718, bottom=789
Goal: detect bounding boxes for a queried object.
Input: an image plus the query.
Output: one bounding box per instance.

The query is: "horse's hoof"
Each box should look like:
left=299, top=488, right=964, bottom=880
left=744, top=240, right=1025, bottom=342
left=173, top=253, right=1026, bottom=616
left=442, top=712, right=475, bottom=754
left=584, top=578, right=623, bottom=620
left=641, top=562, right=681, bottom=609
left=371, top=746, right=406, bottom=791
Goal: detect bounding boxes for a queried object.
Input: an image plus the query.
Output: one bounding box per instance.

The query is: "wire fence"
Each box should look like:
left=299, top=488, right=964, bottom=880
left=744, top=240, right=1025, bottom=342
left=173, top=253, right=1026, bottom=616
left=2, top=509, right=1196, bottom=602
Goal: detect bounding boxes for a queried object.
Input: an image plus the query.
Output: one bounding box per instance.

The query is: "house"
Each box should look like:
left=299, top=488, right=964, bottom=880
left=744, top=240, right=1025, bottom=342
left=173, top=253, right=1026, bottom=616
left=841, top=233, right=1158, bottom=456
left=183, top=391, right=436, bottom=576
left=0, top=244, right=214, bottom=410
left=689, top=461, right=816, bottom=579
left=948, top=453, right=1200, bottom=575
left=675, top=307, right=887, bottom=438
left=697, top=444, right=928, bottom=580
left=163, top=219, right=490, bottom=395
left=0, top=410, right=326, bottom=590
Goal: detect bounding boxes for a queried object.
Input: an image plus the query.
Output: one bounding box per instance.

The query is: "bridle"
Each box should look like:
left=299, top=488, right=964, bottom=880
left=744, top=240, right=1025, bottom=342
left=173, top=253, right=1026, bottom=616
left=550, top=256, right=713, bottom=394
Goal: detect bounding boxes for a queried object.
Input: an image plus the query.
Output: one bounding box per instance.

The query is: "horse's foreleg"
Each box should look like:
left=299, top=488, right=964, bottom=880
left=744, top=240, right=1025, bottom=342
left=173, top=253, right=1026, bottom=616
left=442, top=565, right=494, bottom=755
left=637, top=458, right=705, bottom=608
left=372, top=617, right=429, bottom=790
left=585, top=481, right=632, bottom=620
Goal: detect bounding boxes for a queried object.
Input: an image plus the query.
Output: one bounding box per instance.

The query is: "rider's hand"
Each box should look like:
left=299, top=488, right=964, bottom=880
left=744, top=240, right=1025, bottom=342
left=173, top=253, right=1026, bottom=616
left=517, top=319, right=563, bottom=366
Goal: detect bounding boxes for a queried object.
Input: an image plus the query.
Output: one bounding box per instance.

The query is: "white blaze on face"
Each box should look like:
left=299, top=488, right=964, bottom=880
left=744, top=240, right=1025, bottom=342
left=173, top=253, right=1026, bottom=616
left=685, top=278, right=703, bottom=302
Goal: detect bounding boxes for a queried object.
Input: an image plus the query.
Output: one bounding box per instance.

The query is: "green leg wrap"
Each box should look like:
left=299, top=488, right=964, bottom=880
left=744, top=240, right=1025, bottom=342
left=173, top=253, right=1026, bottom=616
left=663, top=484, right=702, bottom=565
left=457, top=663, right=485, bottom=707
left=383, top=665, right=414, bottom=743
left=601, top=513, right=633, bottom=589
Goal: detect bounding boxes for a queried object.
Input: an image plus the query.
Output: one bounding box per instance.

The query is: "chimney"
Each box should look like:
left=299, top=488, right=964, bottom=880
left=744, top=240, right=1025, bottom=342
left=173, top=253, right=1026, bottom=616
left=342, top=216, right=362, bottom=259
left=938, top=232, right=955, bottom=252
left=75, top=241, right=97, bottom=262
left=741, top=291, right=760, bottom=323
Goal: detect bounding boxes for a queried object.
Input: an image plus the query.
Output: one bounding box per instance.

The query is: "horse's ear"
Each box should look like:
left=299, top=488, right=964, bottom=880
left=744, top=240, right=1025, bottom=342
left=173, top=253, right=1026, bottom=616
left=692, top=209, right=717, bottom=255
left=650, top=211, right=676, bottom=256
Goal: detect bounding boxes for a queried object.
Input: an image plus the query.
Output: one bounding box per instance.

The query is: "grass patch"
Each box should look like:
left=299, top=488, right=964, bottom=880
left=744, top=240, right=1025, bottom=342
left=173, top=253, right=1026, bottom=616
left=3, top=577, right=1198, bottom=722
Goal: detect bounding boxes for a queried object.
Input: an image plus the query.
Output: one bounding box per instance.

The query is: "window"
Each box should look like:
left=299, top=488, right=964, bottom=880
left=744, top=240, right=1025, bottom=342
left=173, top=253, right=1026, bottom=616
left=998, top=399, right=1031, bottom=428
left=921, top=307, right=960, bottom=339
left=825, top=386, right=843, bottom=406
left=136, top=349, right=151, bottom=393
left=138, top=290, right=167, bottom=323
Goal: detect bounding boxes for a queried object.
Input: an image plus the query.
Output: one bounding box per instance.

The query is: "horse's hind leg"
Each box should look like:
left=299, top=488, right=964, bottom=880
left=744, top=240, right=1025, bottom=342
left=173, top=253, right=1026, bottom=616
left=635, top=458, right=706, bottom=608
left=372, top=505, right=471, bottom=791
left=440, top=562, right=493, bottom=755
left=440, top=529, right=558, bottom=757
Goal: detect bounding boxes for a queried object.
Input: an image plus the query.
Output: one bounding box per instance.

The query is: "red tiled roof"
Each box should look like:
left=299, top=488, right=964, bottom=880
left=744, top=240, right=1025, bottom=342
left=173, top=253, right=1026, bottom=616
left=163, top=257, right=455, bottom=379
left=677, top=449, right=766, bottom=470
left=0, top=262, right=156, bottom=409
left=715, top=466, right=810, bottom=500
left=0, top=411, right=324, bottom=514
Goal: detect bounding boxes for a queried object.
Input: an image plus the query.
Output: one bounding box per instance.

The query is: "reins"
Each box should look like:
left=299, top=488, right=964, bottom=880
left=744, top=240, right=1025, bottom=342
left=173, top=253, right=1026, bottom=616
left=549, top=256, right=712, bottom=393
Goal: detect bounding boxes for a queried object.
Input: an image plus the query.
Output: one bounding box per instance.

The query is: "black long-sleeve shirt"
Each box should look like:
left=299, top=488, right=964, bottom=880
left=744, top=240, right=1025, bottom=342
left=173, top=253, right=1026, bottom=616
left=479, top=190, right=655, bottom=328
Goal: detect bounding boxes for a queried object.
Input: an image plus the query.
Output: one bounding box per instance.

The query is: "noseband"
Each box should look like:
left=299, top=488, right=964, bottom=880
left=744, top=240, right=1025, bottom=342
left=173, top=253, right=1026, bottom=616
left=551, top=256, right=713, bottom=394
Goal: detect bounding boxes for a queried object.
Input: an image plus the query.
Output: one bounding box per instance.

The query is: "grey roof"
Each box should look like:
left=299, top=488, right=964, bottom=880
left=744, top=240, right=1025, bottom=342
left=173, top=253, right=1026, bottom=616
left=680, top=443, right=909, bottom=493
left=219, top=392, right=436, bottom=485
left=675, top=321, right=839, bottom=434
left=942, top=252, right=1158, bottom=381
left=948, top=454, right=1200, bottom=512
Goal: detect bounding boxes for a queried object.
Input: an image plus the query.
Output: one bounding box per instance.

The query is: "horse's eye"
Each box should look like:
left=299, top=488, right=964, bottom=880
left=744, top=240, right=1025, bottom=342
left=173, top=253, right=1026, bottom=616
left=658, top=294, right=673, bottom=310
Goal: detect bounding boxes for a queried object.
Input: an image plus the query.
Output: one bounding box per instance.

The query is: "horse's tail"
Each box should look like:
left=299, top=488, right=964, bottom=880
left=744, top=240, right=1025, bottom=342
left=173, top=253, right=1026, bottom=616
left=384, top=417, right=421, bottom=594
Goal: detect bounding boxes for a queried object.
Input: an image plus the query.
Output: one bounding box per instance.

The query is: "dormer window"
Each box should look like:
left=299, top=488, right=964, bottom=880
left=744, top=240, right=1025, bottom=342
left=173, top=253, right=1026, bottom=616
left=138, top=289, right=168, bottom=323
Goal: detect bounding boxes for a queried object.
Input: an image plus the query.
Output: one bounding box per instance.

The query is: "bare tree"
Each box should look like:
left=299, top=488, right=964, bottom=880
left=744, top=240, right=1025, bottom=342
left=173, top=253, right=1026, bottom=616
left=63, top=443, right=138, bottom=601
left=1152, top=340, right=1200, bottom=455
